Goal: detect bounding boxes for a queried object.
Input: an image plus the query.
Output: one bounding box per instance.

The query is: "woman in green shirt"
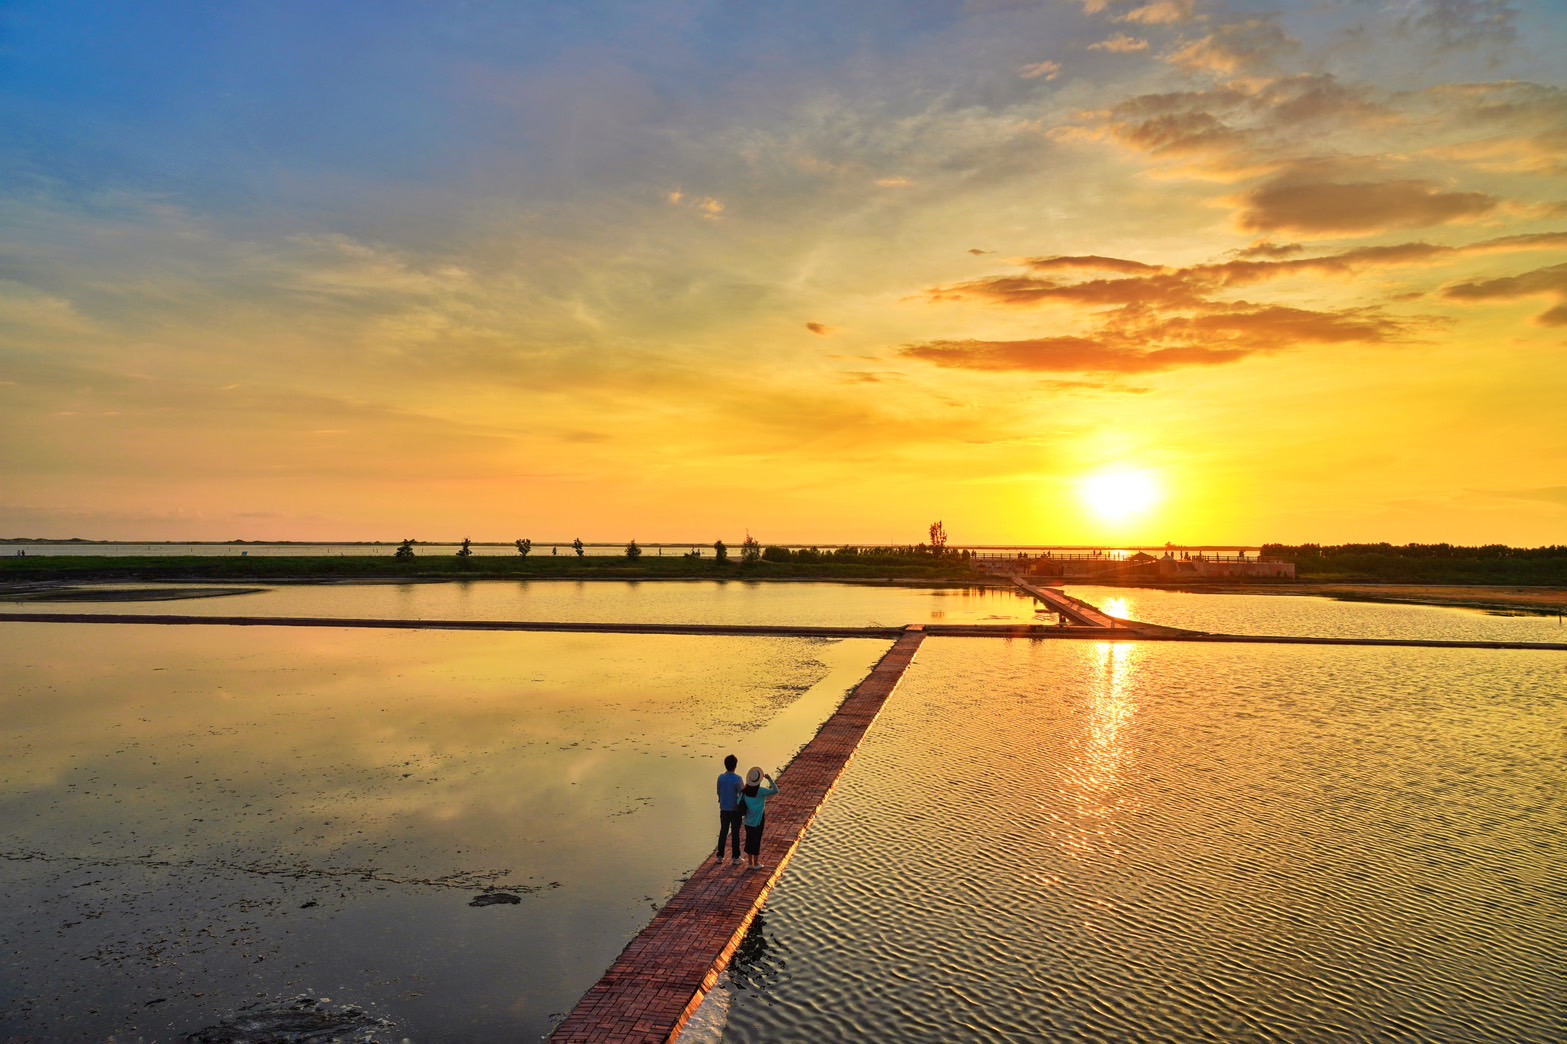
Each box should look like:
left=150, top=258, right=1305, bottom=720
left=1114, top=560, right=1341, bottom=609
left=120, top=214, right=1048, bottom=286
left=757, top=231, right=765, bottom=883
left=738, top=766, right=779, bottom=870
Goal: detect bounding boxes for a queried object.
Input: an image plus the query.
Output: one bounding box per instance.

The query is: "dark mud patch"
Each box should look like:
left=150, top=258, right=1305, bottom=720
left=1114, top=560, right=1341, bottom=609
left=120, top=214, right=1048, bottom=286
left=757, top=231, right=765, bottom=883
left=469, top=891, right=522, bottom=906
left=185, top=994, right=393, bottom=1043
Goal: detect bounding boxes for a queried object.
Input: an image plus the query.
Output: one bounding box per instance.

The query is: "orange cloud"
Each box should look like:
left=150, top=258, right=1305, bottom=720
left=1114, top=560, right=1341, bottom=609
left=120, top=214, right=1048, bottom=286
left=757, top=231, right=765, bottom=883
left=1023, top=255, right=1164, bottom=275
left=1235, top=241, right=1304, bottom=259
left=1441, top=261, right=1567, bottom=325
left=1089, top=33, right=1149, bottom=53
left=1236, top=178, right=1500, bottom=235
left=905, top=235, right=1458, bottom=377
left=925, top=271, right=1205, bottom=309
left=1118, top=0, right=1193, bottom=25
left=901, top=337, right=1256, bottom=373
left=1166, top=20, right=1297, bottom=79
left=1116, top=111, right=1249, bottom=155
left=1160, top=304, right=1406, bottom=344
left=935, top=234, right=1564, bottom=316
left=806, top=322, right=835, bottom=336
left=1258, top=74, right=1392, bottom=127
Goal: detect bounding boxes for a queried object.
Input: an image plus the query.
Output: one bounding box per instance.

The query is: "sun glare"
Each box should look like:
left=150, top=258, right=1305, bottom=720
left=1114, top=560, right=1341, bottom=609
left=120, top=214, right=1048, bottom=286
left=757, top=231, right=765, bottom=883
left=1081, top=469, right=1160, bottom=524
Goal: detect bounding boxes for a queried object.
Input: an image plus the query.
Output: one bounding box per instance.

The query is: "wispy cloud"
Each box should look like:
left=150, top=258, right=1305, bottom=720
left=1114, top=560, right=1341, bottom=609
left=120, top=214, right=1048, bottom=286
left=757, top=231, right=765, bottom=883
left=1235, top=178, right=1501, bottom=235
left=902, top=337, right=1258, bottom=374
left=1442, top=261, right=1567, bottom=324
left=1166, top=19, right=1298, bottom=79
left=1118, top=0, right=1195, bottom=26
left=1089, top=33, right=1150, bottom=54
left=1019, top=60, right=1062, bottom=81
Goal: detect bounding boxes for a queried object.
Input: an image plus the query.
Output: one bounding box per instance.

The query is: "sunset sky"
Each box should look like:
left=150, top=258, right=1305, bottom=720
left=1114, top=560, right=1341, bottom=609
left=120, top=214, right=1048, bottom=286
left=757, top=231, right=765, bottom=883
left=3, top=1, right=1565, bottom=546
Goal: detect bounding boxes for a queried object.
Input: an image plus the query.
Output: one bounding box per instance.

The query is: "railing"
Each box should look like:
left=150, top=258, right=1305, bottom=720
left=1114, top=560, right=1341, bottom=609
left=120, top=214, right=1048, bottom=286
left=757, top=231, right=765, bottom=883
left=966, top=552, right=1283, bottom=563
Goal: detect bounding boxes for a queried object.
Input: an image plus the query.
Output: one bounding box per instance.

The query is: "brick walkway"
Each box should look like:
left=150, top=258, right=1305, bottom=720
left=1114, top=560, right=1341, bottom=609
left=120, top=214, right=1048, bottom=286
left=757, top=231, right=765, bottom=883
left=547, top=626, right=927, bottom=1043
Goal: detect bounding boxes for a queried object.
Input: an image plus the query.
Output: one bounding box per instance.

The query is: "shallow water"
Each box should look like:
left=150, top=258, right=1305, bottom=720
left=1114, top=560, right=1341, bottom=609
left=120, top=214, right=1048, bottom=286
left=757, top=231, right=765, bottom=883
left=710, top=638, right=1567, bottom=1043
left=0, top=578, right=1040, bottom=628
left=1068, top=584, right=1567, bottom=645
left=7, top=579, right=1566, bottom=646
left=5, top=588, right=1565, bottom=1041
left=0, top=622, right=889, bottom=1041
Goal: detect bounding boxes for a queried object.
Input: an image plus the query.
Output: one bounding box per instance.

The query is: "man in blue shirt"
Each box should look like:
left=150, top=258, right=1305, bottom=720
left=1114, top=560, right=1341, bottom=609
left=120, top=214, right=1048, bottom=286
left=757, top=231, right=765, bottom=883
left=715, top=754, right=744, bottom=866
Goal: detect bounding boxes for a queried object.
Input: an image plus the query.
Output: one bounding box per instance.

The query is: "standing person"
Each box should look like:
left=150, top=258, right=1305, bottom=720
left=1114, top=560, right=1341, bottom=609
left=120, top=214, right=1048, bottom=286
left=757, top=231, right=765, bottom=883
left=739, top=766, right=779, bottom=871
left=715, top=754, right=744, bottom=866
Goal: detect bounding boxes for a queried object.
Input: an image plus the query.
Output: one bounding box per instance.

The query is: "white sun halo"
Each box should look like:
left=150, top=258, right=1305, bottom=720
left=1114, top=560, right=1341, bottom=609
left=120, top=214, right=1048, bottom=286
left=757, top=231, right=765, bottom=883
left=1081, top=469, right=1160, bottom=523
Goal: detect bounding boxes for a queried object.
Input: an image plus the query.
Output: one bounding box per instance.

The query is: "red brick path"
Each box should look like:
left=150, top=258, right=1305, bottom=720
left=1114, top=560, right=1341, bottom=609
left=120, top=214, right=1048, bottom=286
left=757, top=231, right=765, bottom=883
left=547, top=626, right=927, bottom=1043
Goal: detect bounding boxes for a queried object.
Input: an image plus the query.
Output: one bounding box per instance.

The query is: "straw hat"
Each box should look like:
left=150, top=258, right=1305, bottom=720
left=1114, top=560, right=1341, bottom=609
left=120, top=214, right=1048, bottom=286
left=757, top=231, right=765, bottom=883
left=746, top=766, right=764, bottom=785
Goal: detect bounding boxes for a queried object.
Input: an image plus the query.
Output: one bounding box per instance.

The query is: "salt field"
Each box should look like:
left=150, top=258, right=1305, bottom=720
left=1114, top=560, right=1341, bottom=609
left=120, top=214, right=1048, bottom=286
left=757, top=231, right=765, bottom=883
left=1070, top=584, right=1567, bottom=645
left=710, top=638, right=1566, bottom=1043
left=2, top=583, right=1564, bottom=1041
left=0, top=621, right=888, bottom=1041
left=5, top=577, right=1567, bottom=644
left=0, top=578, right=1039, bottom=629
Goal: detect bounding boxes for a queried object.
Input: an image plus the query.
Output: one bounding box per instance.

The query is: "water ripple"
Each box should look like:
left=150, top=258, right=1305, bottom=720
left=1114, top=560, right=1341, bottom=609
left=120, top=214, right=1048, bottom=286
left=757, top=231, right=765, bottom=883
left=721, top=640, right=1567, bottom=1043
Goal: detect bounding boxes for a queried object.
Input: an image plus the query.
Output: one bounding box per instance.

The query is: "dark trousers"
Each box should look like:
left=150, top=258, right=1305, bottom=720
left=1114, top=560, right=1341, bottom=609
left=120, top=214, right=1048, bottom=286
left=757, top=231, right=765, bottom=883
left=717, top=809, right=743, bottom=859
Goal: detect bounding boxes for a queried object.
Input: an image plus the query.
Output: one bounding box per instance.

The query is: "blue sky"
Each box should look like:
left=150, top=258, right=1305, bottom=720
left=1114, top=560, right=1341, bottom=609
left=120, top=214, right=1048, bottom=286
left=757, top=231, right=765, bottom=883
left=3, top=1, right=1566, bottom=544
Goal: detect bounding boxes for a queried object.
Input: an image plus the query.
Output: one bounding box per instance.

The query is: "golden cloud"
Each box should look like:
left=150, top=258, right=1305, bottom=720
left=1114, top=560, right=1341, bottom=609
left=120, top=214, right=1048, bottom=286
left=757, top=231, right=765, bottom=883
left=1089, top=33, right=1149, bottom=53
left=1441, top=261, right=1567, bottom=325
left=1166, top=20, right=1298, bottom=79
left=1236, top=178, right=1500, bottom=235
left=1023, top=255, right=1165, bottom=275
left=1118, top=0, right=1193, bottom=25
left=902, top=234, right=1475, bottom=377
left=902, top=337, right=1256, bottom=373
left=1119, top=111, right=1252, bottom=156
left=925, top=271, right=1206, bottom=309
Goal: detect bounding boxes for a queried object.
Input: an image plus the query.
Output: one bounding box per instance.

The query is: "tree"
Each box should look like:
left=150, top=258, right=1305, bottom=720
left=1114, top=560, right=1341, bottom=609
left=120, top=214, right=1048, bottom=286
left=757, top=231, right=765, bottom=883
left=394, top=539, right=416, bottom=560
left=741, top=531, right=761, bottom=564
left=713, top=540, right=728, bottom=563
left=515, top=538, right=532, bottom=557
left=573, top=538, right=585, bottom=557
left=929, top=520, right=948, bottom=556
left=626, top=539, right=642, bottom=560
left=457, top=537, right=473, bottom=557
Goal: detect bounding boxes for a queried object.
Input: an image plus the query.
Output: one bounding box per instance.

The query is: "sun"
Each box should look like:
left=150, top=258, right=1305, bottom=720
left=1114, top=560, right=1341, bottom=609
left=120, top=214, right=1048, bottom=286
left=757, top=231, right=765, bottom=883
left=1080, top=469, right=1161, bottom=524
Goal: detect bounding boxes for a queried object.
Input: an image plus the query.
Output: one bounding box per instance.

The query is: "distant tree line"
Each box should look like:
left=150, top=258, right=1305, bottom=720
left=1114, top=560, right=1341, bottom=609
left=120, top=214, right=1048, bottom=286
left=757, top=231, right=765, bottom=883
left=754, top=543, right=973, bottom=564
left=376, top=526, right=968, bottom=572
left=1263, top=543, right=1567, bottom=583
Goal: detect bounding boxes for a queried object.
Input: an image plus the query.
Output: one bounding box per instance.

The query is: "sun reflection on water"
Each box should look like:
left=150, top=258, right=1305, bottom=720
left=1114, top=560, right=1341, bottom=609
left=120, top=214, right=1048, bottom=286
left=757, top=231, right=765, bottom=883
left=1099, top=595, right=1132, bottom=621
left=1053, top=642, right=1142, bottom=862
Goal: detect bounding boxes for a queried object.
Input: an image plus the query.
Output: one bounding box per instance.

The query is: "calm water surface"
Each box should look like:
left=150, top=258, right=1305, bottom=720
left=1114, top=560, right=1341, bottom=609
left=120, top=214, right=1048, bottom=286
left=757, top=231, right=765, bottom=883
left=4, top=589, right=1563, bottom=1041
left=0, top=622, right=888, bottom=1042
left=1068, top=584, right=1567, bottom=644
left=6, top=579, right=1565, bottom=645
left=708, top=638, right=1567, bottom=1043
left=1, top=579, right=1039, bottom=628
